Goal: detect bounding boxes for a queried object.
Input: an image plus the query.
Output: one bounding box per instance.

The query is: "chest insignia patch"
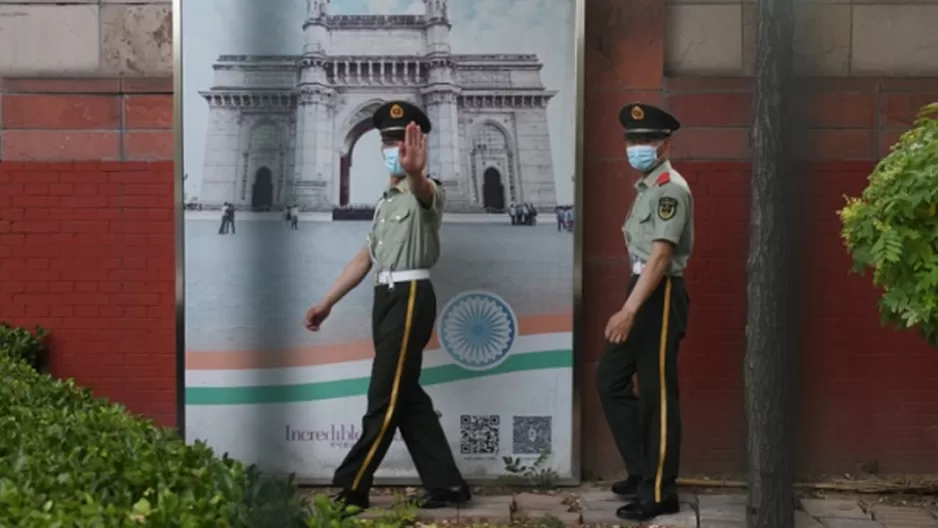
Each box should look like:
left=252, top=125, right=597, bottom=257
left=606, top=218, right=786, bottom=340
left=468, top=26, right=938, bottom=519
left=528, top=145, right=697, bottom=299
left=657, top=196, right=678, bottom=221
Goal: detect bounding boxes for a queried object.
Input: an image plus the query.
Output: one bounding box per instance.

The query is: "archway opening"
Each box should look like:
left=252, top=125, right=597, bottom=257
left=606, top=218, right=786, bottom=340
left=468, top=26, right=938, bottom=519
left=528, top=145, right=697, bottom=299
left=482, top=167, right=506, bottom=211
left=340, top=120, right=386, bottom=206
left=252, top=167, right=274, bottom=210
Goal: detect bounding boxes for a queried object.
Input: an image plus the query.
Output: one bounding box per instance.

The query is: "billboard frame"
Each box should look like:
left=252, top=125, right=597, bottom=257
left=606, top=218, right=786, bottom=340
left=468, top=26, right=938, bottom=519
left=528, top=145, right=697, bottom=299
left=172, top=0, right=586, bottom=486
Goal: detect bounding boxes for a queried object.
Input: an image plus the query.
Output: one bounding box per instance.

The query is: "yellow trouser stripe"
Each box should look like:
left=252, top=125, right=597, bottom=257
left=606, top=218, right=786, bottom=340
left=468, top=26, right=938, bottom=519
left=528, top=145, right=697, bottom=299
left=654, top=277, right=673, bottom=503
left=351, top=280, right=417, bottom=491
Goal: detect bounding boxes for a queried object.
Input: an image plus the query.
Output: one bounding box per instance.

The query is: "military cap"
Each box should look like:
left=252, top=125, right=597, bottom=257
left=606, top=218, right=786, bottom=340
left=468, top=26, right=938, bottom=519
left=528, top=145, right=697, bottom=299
left=618, top=102, right=681, bottom=140
left=373, top=101, right=432, bottom=140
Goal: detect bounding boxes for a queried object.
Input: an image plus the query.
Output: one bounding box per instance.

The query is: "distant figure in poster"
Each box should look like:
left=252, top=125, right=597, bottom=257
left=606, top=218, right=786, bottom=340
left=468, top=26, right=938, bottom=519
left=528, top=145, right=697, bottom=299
left=303, top=101, right=471, bottom=515
left=225, top=203, right=236, bottom=234
left=217, top=202, right=235, bottom=234
left=596, top=102, right=693, bottom=522
left=289, top=204, right=300, bottom=230
left=508, top=202, right=518, bottom=225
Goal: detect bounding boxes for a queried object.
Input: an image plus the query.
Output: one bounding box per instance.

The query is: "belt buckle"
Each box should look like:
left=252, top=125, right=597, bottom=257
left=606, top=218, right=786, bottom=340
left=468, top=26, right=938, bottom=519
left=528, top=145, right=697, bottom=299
left=386, top=270, right=395, bottom=290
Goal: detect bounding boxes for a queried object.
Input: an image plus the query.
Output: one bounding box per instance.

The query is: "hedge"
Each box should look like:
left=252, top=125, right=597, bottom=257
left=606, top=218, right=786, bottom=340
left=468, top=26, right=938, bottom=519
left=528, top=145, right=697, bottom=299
left=0, top=323, right=316, bottom=527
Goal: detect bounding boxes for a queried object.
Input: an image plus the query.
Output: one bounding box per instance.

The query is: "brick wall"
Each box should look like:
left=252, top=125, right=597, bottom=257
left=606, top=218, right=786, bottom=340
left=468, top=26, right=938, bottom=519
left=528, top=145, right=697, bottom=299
left=0, top=78, right=177, bottom=427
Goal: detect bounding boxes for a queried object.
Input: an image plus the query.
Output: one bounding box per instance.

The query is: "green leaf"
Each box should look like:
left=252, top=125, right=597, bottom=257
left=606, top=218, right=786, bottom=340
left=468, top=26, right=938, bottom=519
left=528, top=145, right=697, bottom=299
left=840, top=102, right=938, bottom=347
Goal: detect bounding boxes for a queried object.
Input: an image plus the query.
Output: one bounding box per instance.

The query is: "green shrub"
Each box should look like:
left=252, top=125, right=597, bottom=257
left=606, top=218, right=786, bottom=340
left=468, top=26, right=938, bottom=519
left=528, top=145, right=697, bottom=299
left=0, top=322, right=47, bottom=371
left=0, top=351, right=310, bottom=527
left=839, top=103, right=938, bottom=346
left=0, top=323, right=427, bottom=527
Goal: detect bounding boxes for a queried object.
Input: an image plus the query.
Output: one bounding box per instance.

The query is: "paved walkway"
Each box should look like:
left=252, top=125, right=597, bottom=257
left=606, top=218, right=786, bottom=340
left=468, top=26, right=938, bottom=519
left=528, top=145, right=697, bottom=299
left=360, top=487, right=938, bottom=527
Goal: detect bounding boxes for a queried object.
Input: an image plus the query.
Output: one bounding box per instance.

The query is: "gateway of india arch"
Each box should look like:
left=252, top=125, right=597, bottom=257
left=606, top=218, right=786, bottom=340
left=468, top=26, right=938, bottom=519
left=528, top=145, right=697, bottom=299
left=197, top=0, right=559, bottom=213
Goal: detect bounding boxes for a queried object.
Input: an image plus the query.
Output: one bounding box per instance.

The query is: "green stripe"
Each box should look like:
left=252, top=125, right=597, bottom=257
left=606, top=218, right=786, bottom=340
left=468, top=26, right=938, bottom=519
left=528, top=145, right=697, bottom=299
left=186, top=349, right=572, bottom=405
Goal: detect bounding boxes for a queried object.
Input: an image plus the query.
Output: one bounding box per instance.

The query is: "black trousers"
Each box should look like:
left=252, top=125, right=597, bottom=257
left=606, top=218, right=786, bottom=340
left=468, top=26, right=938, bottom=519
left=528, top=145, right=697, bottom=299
left=333, top=279, right=464, bottom=493
left=596, top=275, right=689, bottom=503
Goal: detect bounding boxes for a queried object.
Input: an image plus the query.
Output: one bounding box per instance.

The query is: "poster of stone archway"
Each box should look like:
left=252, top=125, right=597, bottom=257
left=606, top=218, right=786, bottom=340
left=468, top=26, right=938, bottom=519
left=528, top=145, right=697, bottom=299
left=181, top=0, right=578, bottom=483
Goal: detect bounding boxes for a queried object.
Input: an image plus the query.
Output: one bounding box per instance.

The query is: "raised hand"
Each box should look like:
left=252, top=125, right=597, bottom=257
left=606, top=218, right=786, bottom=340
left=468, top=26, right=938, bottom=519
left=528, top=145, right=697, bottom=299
left=398, top=122, right=427, bottom=176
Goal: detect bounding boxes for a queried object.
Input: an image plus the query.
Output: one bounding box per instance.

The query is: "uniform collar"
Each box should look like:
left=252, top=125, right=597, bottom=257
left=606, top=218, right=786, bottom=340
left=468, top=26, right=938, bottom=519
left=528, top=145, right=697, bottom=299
left=635, top=159, right=672, bottom=190
left=384, top=178, right=409, bottom=197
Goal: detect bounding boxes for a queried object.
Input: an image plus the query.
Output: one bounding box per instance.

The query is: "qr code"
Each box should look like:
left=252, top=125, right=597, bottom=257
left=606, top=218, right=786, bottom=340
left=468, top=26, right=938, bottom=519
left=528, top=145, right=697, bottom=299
left=459, top=414, right=500, bottom=455
left=512, top=416, right=552, bottom=455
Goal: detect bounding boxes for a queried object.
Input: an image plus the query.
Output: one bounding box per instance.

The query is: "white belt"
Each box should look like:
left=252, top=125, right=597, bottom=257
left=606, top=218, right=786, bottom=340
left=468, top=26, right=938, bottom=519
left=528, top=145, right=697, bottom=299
left=632, top=260, right=645, bottom=275
left=377, top=269, right=430, bottom=286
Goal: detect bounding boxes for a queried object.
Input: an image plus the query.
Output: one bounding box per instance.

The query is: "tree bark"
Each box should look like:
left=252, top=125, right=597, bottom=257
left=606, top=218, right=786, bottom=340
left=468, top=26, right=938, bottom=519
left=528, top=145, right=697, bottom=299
left=745, top=0, right=797, bottom=526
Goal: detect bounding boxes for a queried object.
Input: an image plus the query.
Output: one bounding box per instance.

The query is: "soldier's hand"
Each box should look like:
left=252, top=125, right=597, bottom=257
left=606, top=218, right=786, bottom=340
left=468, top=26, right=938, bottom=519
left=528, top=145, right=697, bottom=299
left=398, top=122, right=427, bottom=175
left=304, top=302, right=332, bottom=332
left=605, top=308, right=636, bottom=344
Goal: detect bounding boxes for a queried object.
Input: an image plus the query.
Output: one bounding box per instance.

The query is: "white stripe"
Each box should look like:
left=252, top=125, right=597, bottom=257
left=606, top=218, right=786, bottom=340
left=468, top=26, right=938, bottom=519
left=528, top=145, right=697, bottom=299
left=186, top=332, right=572, bottom=387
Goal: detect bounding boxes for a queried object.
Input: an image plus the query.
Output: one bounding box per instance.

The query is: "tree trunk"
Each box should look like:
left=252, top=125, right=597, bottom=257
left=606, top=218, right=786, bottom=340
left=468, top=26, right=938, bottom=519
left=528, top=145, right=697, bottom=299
left=745, top=0, right=796, bottom=526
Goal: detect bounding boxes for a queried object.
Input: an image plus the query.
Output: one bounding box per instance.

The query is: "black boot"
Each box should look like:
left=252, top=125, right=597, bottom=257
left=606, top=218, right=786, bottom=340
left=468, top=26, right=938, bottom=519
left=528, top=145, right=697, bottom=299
left=331, top=489, right=370, bottom=516
left=616, top=496, right=680, bottom=521
left=417, top=484, right=472, bottom=509
left=610, top=475, right=641, bottom=498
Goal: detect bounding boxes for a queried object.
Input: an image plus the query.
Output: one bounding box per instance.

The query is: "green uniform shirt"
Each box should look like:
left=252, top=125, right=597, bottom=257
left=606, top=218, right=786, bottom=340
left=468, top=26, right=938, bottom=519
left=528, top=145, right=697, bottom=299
left=367, top=178, right=446, bottom=274
left=623, top=160, right=694, bottom=276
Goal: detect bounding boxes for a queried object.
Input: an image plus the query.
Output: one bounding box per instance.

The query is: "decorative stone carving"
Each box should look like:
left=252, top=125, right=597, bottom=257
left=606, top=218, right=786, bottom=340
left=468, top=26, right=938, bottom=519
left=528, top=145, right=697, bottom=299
left=196, top=2, right=557, bottom=212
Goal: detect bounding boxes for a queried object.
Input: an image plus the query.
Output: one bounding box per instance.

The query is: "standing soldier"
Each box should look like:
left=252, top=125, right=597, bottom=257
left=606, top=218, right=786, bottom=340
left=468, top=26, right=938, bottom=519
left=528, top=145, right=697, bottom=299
left=595, top=103, right=693, bottom=521
left=303, top=101, right=471, bottom=514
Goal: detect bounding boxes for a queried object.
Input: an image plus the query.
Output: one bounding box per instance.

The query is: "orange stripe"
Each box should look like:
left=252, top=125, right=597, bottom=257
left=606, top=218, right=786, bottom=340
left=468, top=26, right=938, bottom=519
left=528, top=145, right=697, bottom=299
left=654, top=278, right=672, bottom=503
left=185, top=312, right=572, bottom=371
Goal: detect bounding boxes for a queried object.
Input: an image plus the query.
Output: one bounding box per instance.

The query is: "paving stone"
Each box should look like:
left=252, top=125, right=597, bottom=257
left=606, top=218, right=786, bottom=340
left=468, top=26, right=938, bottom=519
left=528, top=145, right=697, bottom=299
left=870, top=504, right=938, bottom=527
left=802, top=499, right=870, bottom=520
left=580, top=500, right=637, bottom=526
left=650, top=502, right=698, bottom=528
left=458, top=496, right=512, bottom=524
left=819, top=520, right=884, bottom=528
left=515, top=491, right=567, bottom=511
left=521, top=509, right=582, bottom=527
left=415, top=506, right=459, bottom=522
left=797, top=510, right=825, bottom=528
left=577, top=489, right=620, bottom=503
left=698, top=500, right=747, bottom=525
left=698, top=492, right=749, bottom=508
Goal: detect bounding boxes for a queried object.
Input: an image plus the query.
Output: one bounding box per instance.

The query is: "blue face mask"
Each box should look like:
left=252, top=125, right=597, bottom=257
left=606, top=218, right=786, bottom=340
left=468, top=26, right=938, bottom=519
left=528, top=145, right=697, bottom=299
left=626, top=145, right=659, bottom=173
left=383, top=147, right=405, bottom=177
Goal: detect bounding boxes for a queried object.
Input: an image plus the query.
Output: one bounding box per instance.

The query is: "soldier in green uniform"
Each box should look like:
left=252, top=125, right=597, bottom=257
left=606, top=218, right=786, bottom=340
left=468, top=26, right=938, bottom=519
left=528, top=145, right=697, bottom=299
left=595, top=103, right=693, bottom=522
left=304, top=101, right=472, bottom=513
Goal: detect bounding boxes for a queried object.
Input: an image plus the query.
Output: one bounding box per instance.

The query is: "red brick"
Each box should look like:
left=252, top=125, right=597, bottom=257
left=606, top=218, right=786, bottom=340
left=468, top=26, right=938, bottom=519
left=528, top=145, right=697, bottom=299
left=671, top=127, right=750, bottom=160
left=799, top=90, right=878, bottom=128
left=1, top=78, right=121, bottom=94
left=2, top=94, right=120, bottom=130
left=879, top=77, right=938, bottom=92
left=0, top=161, right=177, bottom=429
left=124, top=131, right=174, bottom=161
left=879, top=127, right=908, bottom=157
left=124, top=95, right=173, bottom=129
left=664, top=76, right=751, bottom=93
left=121, top=77, right=174, bottom=94
left=667, top=92, right=752, bottom=127
left=2, top=131, right=120, bottom=161
left=585, top=0, right=665, bottom=90
left=800, top=77, right=880, bottom=93
left=880, top=92, right=937, bottom=127
left=799, top=129, right=876, bottom=160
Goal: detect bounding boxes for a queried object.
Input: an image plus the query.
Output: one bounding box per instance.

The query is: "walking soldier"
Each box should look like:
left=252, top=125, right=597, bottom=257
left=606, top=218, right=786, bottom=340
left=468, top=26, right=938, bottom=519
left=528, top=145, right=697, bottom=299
left=304, top=101, right=471, bottom=513
left=596, top=103, right=694, bottom=521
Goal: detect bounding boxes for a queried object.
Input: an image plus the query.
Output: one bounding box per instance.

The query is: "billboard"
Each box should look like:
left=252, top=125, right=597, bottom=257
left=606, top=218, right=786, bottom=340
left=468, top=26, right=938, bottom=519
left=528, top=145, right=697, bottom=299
left=180, top=0, right=581, bottom=483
